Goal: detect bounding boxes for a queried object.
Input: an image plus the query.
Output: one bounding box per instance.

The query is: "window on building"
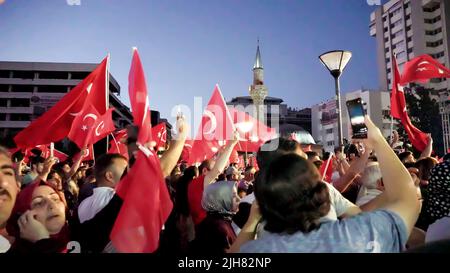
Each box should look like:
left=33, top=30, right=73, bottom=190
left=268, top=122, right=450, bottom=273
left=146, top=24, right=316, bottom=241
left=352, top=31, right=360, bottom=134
left=431, top=51, right=445, bottom=59
left=390, top=7, right=402, bottom=17
left=405, top=14, right=410, bottom=20
left=37, top=85, right=68, bottom=93
left=407, top=36, right=412, bottom=42
left=11, top=70, right=34, bottom=79
left=326, top=128, right=333, bottom=134
left=382, top=110, right=391, bottom=117
left=10, top=114, right=30, bottom=121
left=10, top=98, right=30, bottom=107
left=426, top=27, right=442, bottom=35
left=38, top=71, right=69, bottom=80
left=384, top=37, right=389, bottom=43
left=384, top=27, right=388, bottom=32
left=0, top=70, right=10, bottom=78
left=404, top=2, right=409, bottom=9
left=406, top=25, right=411, bottom=31
left=11, top=85, right=34, bottom=92
left=391, top=19, right=402, bottom=29
left=327, top=141, right=335, bottom=147
left=396, top=51, right=406, bottom=60
left=425, top=15, right=441, bottom=24
left=0, top=113, right=6, bottom=121
left=407, top=47, right=413, bottom=54
left=423, top=3, right=440, bottom=13
left=0, top=98, right=7, bottom=107
left=0, top=84, right=9, bottom=92
left=427, top=39, right=443, bottom=48
left=387, top=68, right=392, bottom=74
left=70, top=72, right=90, bottom=80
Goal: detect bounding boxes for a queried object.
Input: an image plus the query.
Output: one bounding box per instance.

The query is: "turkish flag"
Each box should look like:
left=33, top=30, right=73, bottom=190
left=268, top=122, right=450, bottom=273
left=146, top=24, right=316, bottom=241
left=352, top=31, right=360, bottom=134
left=110, top=147, right=173, bottom=253
left=319, top=155, right=334, bottom=183
left=151, top=122, right=167, bottom=150
left=189, top=84, right=235, bottom=164
left=53, top=149, right=68, bottom=162
left=179, top=138, right=193, bottom=163
left=14, top=56, right=109, bottom=148
left=229, top=107, right=277, bottom=152
left=391, top=54, right=429, bottom=152
left=129, top=48, right=152, bottom=145
left=400, top=54, right=450, bottom=85
left=68, top=104, right=116, bottom=149
left=108, top=129, right=129, bottom=160
left=74, top=145, right=95, bottom=162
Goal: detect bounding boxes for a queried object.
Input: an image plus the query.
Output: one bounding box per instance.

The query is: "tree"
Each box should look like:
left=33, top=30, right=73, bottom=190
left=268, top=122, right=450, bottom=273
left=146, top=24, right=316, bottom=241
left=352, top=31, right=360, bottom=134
left=403, top=86, right=444, bottom=156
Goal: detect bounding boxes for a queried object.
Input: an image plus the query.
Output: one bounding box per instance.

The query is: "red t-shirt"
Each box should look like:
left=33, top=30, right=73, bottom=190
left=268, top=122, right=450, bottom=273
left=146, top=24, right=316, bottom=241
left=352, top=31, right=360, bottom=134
left=188, top=175, right=207, bottom=225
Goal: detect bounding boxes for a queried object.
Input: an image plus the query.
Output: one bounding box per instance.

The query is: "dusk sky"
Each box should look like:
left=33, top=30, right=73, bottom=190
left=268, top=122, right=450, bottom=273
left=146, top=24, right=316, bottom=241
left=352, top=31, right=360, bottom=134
left=0, top=0, right=388, bottom=125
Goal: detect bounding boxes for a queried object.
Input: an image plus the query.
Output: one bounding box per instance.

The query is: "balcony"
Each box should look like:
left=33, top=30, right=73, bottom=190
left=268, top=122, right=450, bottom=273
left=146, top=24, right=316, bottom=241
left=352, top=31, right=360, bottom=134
left=0, top=107, right=33, bottom=114
left=0, top=120, right=30, bottom=128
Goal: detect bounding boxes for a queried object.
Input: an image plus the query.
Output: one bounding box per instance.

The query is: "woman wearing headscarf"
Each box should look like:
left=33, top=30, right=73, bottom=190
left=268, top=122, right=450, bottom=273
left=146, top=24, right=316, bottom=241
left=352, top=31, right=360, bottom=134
left=424, top=160, right=450, bottom=243
left=6, top=181, right=70, bottom=253
left=191, top=181, right=240, bottom=254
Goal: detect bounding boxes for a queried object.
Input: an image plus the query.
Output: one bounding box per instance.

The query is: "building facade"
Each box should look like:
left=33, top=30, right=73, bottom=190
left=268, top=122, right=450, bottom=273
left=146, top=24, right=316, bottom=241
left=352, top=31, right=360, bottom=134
left=311, top=89, right=392, bottom=153
left=0, top=61, right=133, bottom=147
left=370, top=0, right=450, bottom=151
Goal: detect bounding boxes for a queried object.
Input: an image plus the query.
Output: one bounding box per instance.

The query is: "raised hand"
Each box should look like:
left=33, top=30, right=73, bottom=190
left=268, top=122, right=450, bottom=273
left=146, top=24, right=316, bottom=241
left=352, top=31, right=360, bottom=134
left=18, top=210, right=50, bottom=243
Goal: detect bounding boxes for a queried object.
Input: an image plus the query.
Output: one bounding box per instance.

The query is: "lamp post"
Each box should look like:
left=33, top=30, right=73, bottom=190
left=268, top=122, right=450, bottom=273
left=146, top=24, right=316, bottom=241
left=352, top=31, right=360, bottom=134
left=319, top=50, right=352, bottom=148
left=236, top=121, right=254, bottom=166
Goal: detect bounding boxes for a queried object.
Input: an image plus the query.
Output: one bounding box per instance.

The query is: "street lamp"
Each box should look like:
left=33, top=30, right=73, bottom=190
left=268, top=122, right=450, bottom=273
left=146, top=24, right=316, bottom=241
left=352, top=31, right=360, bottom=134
left=319, top=50, right=352, bottom=148
left=236, top=121, right=254, bottom=166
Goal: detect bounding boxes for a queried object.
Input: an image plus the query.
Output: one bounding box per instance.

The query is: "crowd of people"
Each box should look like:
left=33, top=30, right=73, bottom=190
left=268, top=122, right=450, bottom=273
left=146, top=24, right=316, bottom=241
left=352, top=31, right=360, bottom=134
left=1, top=115, right=450, bottom=253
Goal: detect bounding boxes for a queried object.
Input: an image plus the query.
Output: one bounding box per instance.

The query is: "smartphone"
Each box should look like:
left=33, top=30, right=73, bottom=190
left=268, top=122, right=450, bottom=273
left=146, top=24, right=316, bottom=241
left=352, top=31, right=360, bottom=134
left=346, top=98, right=368, bottom=139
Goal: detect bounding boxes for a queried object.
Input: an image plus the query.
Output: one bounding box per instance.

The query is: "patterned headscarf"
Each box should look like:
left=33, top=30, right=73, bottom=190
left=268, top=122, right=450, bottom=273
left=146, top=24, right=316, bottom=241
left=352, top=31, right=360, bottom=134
left=425, top=160, right=450, bottom=224
left=202, top=181, right=238, bottom=216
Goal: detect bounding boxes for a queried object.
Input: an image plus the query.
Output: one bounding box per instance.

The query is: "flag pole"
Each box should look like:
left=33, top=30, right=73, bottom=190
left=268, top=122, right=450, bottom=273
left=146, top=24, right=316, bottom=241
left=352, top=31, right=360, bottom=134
left=390, top=116, right=394, bottom=144
left=110, top=133, right=120, bottom=153
left=106, top=53, right=111, bottom=154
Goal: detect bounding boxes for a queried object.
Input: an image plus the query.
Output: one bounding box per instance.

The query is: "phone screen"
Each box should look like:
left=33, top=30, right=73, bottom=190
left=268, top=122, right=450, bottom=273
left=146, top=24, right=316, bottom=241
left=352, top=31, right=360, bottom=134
left=346, top=99, right=368, bottom=138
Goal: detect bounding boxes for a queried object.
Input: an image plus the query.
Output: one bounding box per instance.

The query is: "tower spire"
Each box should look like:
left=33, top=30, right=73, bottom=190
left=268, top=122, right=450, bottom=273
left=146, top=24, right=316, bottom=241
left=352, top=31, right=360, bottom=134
left=253, top=38, right=263, bottom=70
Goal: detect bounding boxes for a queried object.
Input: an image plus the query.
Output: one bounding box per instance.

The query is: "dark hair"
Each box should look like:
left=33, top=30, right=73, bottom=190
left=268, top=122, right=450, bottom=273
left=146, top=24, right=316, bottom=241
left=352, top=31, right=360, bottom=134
left=255, top=153, right=331, bottom=234
left=398, top=151, right=413, bottom=163
left=403, top=162, right=417, bottom=170
left=415, top=157, right=438, bottom=181
left=443, top=153, right=450, bottom=162
left=306, top=151, right=319, bottom=160
left=30, top=155, right=45, bottom=166
left=257, top=138, right=301, bottom=171
left=346, top=144, right=359, bottom=158
left=94, top=153, right=127, bottom=181
left=175, top=166, right=198, bottom=216
left=198, top=159, right=213, bottom=174
left=334, top=146, right=343, bottom=154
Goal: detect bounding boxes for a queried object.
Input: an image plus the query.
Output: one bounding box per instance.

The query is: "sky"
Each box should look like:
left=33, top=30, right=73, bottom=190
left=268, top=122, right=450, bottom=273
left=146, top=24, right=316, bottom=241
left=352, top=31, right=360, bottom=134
left=0, top=0, right=388, bottom=125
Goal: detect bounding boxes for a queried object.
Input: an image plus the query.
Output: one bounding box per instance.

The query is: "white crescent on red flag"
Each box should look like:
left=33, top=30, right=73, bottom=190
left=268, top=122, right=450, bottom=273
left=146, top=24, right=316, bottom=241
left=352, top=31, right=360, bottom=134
left=14, top=56, right=109, bottom=148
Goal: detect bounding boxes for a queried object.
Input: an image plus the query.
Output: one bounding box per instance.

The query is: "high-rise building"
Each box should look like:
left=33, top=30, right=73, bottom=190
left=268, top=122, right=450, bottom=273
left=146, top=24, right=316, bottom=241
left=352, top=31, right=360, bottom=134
left=370, top=0, right=450, bottom=151
left=0, top=61, right=133, bottom=147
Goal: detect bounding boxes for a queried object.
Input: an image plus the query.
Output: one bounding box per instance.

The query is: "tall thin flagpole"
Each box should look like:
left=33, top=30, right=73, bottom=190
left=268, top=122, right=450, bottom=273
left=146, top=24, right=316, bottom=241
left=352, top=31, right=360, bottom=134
left=106, top=53, right=111, bottom=154
left=390, top=116, right=394, bottom=144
